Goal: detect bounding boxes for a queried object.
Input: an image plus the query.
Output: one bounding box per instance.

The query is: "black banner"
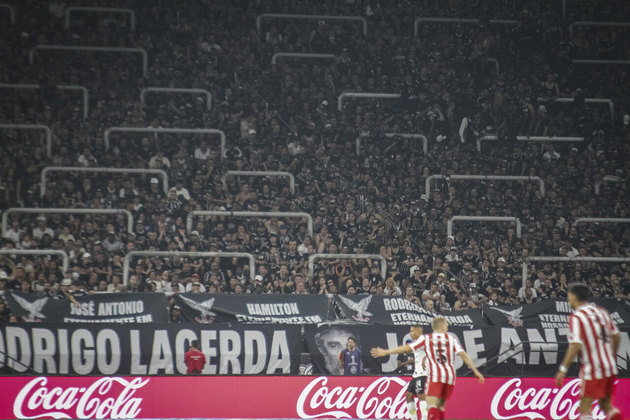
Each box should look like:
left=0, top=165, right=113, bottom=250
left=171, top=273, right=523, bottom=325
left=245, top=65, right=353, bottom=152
left=304, top=323, right=630, bottom=377
left=483, top=299, right=630, bottom=330
left=334, top=295, right=490, bottom=327
left=0, top=323, right=302, bottom=375
left=173, top=293, right=333, bottom=324
left=5, top=292, right=168, bottom=323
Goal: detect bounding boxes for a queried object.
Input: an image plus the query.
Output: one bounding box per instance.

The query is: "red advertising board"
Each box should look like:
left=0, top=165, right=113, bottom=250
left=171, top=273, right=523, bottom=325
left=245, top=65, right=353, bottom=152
left=0, top=375, right=629, bottom=419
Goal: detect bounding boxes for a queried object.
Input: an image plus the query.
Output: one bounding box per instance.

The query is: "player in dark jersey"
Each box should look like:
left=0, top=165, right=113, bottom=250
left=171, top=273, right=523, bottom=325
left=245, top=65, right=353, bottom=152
left=339, top=336, right=362, bottom=375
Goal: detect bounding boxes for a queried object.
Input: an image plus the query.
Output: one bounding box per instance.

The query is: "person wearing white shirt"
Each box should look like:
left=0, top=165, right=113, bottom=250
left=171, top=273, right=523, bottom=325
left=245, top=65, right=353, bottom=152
left=3, top=220, right=22, bottom=244
left=32, top=217, right=54, bottom=240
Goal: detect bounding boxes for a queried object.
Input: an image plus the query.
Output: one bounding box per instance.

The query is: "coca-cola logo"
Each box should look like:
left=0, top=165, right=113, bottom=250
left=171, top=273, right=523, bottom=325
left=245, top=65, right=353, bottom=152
left=13, top=377, right=149, bottom=419
left=296, top=376, right=409, bottom=419
left=490, top=378, right=605, bottom=420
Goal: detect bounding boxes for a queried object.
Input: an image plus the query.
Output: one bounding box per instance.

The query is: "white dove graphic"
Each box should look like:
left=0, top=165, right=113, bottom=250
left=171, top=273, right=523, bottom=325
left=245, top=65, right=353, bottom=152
left=338, top=295, right=373, bottom=322
left=179, top=295, right=216, bottom=323
left=488, top=306, right=524, bottom=327
left=11, top=294, right=48, bottom=320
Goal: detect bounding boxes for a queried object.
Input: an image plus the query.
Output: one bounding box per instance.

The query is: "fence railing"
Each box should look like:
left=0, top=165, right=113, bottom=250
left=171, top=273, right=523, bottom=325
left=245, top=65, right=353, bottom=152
left=476, top=135, right=584, bottom=152
left=123, top=251, right=255, bottom=285
left=140, top=87, right=212, bottom=111
left=2, top=208, right=134, bottom=235
left=413, top=17, right=517, bottom=37
left=221, top=171, right=295, bottom=194
left=257, top=13, right=368, bottom=36
left=64, top=6, right=136, bottom=30
left=572, top=59, right=630, bottom=66
left=0, top=83, right=89, bottom=119
left=568, top=21, right=630, bottom=39
left=0, top=3, right=15, bottom=23
left=338, top=92, right=400, bottom=111
left=447, top=216, right=522, bottom=238
left=271, top=52, right=336, bottom=66
left=0, top=123, right=52, bottom=157
left=0, top=250, right=69, bottom=273
left=355, top=132, right=428, bottom=155
left=426, top=175, right=545, bottom=197
left=574, top=218, right=630, bottom=228
left=40, top=166, right=169, bottom=198
left=187, top=211, right=313, bottom=237
left=308, top=253, right=386, bottom=280
left=554, top=97, right=614, bottom=118
left=595, top=176, right=625, bottom=195
left=104, top=127, right=226, bottom=158
left=523, top=257, right=630, bottom=289
left=28, top=45, right=148, bottom=77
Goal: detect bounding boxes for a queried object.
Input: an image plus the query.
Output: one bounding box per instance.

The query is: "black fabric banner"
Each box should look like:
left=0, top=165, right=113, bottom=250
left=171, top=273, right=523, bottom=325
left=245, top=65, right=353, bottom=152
left=483, top=299, right=630, bottom=330
left=304, top=323, right=630, bottom=377
left=333, top=295, right=490, bottom=327
left=0, top=323, right=302, bottom=375
left=173, top=293, right=333, bottom=324
left=5, top=292, right=169, bottom=323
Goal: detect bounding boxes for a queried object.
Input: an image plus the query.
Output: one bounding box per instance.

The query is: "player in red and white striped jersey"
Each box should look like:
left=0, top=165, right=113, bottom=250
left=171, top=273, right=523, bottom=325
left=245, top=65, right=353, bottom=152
left=556, top=283, right=623, bottom=420
left=371, top=317, right=484, bottom=420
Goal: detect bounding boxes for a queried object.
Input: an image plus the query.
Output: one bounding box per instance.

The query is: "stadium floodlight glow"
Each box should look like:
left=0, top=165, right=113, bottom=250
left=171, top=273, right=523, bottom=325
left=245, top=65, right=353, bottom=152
left=271, top=53, right=336, bottom=66
left=40, top=166, right=169, bottom=198
left=104, top=127, right=226, bottom=159
left=0, top=3, right=15, bottom=23
left=425, top=175, right=545, bottom=197
left=337, top=92, right=400, bottom=111
left=257, top=13, right=368, bottom=36
left=0, top=83, right=89, bottom=120
left=140, top=87, right=212, bottom=111
left=123, top=251, right=255, bottom=285
left=476, top=135, right=584, bottom=152
left=523, top=257, right=630, bottom=290
left=308, top=253, right=387, bottom=280
left=28, top=45, right=148, bottom=77
left=2, top=208, right=135, bottom=235
left=221, top=170, right=295, bottom=194
left=64, top=7, right=136, bottom=30
left=187, top=211, right=313, bottom=237
left=447, top=216, right=522, bottom=238
left=0, top=124, right=52, bottom=157
left=0, top=249, right=69, bottom=273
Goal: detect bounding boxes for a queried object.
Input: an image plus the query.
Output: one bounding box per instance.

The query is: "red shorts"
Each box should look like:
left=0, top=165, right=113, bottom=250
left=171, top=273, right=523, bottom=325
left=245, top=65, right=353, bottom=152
left=581, top=375, right=616, bottom=400
left=425, top=381, right=454, bottom=400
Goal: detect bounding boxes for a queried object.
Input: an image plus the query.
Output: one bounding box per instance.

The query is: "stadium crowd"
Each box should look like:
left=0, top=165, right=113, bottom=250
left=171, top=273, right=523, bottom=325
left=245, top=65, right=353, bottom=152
left=1, top=0, right=629, bottom=322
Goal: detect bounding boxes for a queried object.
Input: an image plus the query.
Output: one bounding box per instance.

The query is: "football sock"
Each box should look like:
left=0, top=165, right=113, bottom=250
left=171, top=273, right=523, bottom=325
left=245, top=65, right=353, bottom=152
left=438, top=408, right=445, bottom=420
left=407, top=401, right=418, bottom=420
left=427, top=407, right=440, bottom=420
left=579, top=415, right=593, bottom=420
left=607, top=408, right=622, bottom=420
left=419, top=400, right=428, bottom=420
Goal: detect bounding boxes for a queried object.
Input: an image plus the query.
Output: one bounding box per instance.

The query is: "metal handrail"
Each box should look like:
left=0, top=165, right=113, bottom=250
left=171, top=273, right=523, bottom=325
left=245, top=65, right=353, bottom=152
left=338, top=92, right=400, bottom=111
left=476, top=135, right=584, bottom=152
left=271, top=52, right=336, bottom=65
left=2, top=208, right=134, bottom=235
left=309, top=253, right=387, bottom=280
left=0, top=123, right=53, bottom=157
left=140, top=87, right=212, bottom=111
left=0, top=83, right=89, bottom=119
left=123, top=251, right=255, bottom=285
left=221, top=170, right=295, bottom=194
left=187, top=211, right=313, bottom=237
left=447, top=216, right=522, bottom=238
left=0, top=249, right=69, bottom=272
left=104, top=127, right=226, bottom=158
left=65, top=6, right=136, bottom=30
left=414, top=17, right=517, bottom=37
left=257, top=13, right=368, bottom=36
left=0, top=3, right=15, bottom=23
left=426, top=175, right=545, bottom=197
left=41, top=166, right=169, bottom=198
left=572, top=59, right=630, bottom=66
left=595, top=176, right=625, bottom=195
left=574, top=218, right=630, bottom=227
left=568, top=21, right=630, bottom=39
left=486, top=58, right=500, bottom=74
left=28, top=45, right=148, bottom=77
left=554, top=97, right=614, bottom=118
left=523, top=257, right=630, bottom=289
left=355, top=132, right=428, bottom=155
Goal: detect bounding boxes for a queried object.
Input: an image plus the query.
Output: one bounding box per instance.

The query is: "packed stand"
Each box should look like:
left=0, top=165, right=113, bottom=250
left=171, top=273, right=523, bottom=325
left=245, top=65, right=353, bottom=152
left=1, top=0, right=629, bottom=323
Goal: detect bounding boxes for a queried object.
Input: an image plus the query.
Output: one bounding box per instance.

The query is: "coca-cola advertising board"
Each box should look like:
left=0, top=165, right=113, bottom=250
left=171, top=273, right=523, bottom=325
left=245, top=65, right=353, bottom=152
left=1, top=375, right=629, bottom=419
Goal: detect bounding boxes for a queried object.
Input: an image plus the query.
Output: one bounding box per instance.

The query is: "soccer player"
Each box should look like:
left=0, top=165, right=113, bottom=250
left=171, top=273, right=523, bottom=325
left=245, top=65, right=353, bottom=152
left=339, top=336, right=362, bottom=375
left=371, top=317, right=484, bottom=420
left=184, top=340, right=206, bottom=375
left=555, top=283, right=623, bottom=420
left=401, top=327, right=429, bottom=420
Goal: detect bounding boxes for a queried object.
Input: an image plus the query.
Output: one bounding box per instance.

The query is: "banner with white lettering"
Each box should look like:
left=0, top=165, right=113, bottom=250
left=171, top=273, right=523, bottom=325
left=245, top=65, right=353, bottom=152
left=4, top=292, right=168, bottom=323
left=333, top=295, right=490, bottom=327
left=483, top=298, right=630, bottom=330
left=303, top=323, right=630, bottom=377
left=173, top=293, right=333, bottom=324
left=0, top=323, right=302, bottom=375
